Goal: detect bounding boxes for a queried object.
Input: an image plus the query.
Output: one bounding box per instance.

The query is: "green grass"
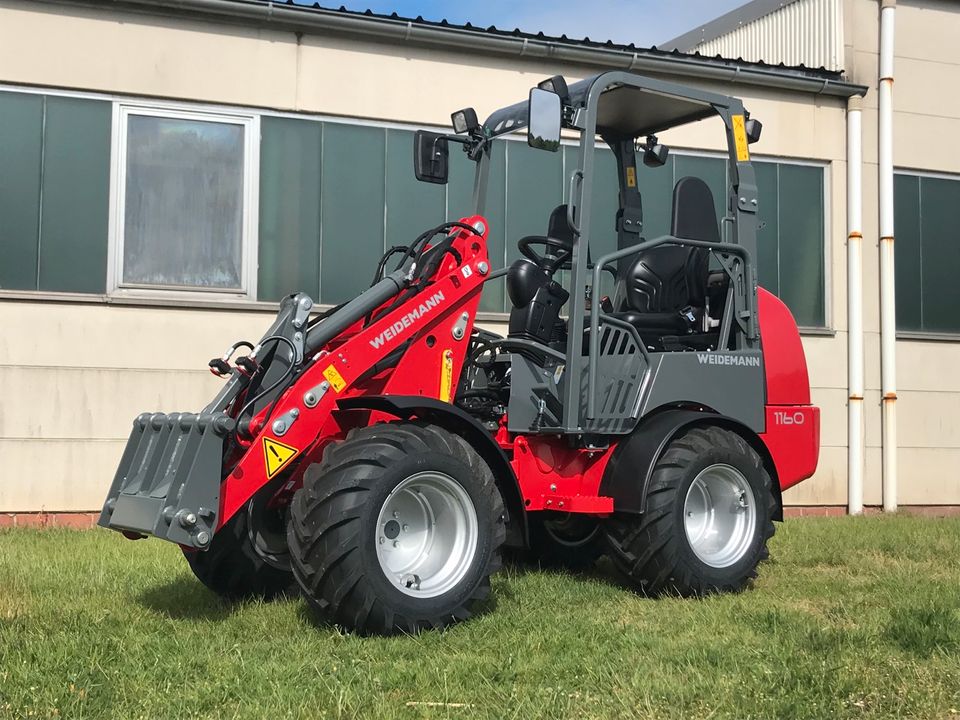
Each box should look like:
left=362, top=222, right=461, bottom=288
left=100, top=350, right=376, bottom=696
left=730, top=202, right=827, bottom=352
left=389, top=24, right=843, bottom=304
left=1, top=517, right=959, bottom=719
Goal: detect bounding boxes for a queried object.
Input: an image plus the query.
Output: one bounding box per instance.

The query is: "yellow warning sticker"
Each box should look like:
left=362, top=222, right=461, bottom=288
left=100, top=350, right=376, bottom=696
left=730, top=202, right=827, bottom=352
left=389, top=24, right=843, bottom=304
left=732, top=114, right=750, bottom=162
left=263, top=437, right=299, bottom=479
left=322, top=364, right=347, bottom=393
left=439, top=349, right=454, bottom=403
left=626, top=166, right=637, bottom=188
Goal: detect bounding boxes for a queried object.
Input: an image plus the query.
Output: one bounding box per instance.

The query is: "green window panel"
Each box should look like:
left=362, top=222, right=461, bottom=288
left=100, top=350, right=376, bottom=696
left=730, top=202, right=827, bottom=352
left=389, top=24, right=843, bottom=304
left=918, top=176, right=960, bottom=333
left=451, top=142, right=505, bottom=312
left=258, top=116, right=323, bottom=302
left=319, top=124, right=386, bottom=305
left=894, top=171, right=960, bottom=334
left=777, top=164, right=825, bottom=328
left=754, top=161, right=781, bottom=298
left=634, top=157, right=673, bottom=241
left=38, top=96, right=111, bottom=293
left=0, top=93, right=43, bottom=291
left=385, top=129, right=446, bottom=249
left=894, top=174, right=922, bottom=331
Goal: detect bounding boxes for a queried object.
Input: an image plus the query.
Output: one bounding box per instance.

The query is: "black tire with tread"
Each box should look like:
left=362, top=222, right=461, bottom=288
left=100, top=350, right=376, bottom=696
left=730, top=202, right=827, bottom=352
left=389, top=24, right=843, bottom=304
left=184, top=503, right=294, bottom=600
left=287, top=422, right=506, bottom=635
left=603, top=425, right=776, bottom=596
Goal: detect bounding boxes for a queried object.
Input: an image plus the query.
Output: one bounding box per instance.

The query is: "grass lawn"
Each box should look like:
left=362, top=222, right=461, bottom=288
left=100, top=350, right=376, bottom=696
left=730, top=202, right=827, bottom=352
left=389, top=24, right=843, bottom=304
left=1, top=516, right=959, bottom=719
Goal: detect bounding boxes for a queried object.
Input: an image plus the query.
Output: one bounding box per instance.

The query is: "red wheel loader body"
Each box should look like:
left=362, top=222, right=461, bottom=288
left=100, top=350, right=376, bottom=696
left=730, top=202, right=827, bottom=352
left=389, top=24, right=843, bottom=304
left=99, top=71, right=819, bottom=634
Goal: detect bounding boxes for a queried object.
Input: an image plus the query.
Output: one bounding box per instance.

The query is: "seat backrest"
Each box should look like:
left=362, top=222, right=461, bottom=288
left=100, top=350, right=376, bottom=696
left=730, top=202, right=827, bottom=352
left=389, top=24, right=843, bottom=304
left=614, top=176, right=717, bottom=314
left=547, top=204, right=575, bottom=246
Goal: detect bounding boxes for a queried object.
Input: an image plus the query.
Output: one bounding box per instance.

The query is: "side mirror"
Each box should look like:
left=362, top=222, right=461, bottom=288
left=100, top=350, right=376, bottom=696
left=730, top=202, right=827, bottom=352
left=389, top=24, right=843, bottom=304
left=527, top=88, right=561, bottom=152
left=745, top=118, right=763, bottom=144
left=641, top=137, right=670, bottom=168
left=413, top=130, right=449, bottom=184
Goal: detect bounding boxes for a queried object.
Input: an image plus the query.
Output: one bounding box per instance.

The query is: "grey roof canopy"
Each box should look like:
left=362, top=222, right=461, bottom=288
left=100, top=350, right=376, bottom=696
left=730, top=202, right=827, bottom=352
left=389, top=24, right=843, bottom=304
left=484, top=73, right=725, bottom=140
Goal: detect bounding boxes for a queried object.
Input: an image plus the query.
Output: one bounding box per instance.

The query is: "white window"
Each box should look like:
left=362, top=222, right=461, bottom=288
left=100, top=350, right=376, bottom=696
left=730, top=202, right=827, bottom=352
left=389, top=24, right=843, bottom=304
left=109, top=104, right=258, bottom=297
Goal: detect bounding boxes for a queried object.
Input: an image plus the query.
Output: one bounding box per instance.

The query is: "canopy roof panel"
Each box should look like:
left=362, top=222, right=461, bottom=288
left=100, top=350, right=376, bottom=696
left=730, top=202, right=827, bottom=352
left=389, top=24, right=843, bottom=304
left=484, top=72, right=727, bottom=140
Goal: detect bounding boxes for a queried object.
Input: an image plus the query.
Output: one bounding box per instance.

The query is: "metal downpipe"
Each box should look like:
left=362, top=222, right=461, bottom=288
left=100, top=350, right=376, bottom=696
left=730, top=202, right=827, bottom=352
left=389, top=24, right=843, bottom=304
left=878, top=0, right=897, bottom=512
left=847, top=95, right=864, bottom=515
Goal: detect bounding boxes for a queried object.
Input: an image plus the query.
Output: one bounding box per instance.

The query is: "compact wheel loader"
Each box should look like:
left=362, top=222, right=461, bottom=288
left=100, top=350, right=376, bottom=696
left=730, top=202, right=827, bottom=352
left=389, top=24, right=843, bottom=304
left=100, top=72, right=820, bottom=635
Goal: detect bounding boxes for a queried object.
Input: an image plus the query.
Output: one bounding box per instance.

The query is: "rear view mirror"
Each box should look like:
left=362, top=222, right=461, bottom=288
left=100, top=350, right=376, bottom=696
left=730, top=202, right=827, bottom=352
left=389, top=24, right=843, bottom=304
left=745, top=118, right=763, bottom=144
left=414, top=130, right=449, bottom=184
left=527, top=88, right=561, bottom=152
left=641, top=136, right=670, bottom=168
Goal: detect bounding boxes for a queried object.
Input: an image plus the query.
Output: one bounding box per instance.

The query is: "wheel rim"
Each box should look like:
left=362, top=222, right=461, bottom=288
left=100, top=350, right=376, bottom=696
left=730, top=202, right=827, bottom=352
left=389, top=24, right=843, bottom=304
left=375, top=471, right=479, bottom=598
left=683, top=463, right=757, bottom=568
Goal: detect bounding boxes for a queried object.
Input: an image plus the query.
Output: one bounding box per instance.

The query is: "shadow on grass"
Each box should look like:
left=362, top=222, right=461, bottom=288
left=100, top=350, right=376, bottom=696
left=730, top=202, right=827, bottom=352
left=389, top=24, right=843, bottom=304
left=292, top=585, right=501, bottom=637
left=502, top=552, right=635, bottom=593
left=137, top=578, right=242, bottom=621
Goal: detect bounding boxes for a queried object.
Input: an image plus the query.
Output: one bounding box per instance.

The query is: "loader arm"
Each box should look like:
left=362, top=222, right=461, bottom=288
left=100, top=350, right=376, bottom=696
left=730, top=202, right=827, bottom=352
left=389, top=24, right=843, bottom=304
left=100, top=218, right=492, bottom=549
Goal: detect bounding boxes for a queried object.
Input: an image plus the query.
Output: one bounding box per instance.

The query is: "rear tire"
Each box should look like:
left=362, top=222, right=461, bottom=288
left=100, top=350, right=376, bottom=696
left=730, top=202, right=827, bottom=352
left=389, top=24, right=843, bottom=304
left=603, top=425, right=775, bottom=596
left=184, top=491, right=294, bottom=600
left=287, top=422, right=506, bottom=635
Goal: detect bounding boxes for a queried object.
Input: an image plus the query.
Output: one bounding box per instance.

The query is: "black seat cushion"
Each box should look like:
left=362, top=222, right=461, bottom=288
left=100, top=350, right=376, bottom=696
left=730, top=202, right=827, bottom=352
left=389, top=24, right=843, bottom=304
left=610, top=310, right=690, bottom=334
left=611, top=176, right=718, bottom=337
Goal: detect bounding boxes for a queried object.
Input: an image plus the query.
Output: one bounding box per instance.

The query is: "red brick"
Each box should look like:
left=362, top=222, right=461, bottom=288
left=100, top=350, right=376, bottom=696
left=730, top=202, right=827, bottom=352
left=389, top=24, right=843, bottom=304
left=901, top=505, right=960, bottom=518
left=0, top=514, right=14, bottom=528
left=14, top=513, right=49, bottom=527
left=50, top=513, right=98, bottom=529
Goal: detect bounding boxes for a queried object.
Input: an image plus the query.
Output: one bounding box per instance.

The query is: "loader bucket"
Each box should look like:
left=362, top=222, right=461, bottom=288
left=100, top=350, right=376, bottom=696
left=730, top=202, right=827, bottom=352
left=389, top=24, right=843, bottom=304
left=99, top=411, right=234, bottom=549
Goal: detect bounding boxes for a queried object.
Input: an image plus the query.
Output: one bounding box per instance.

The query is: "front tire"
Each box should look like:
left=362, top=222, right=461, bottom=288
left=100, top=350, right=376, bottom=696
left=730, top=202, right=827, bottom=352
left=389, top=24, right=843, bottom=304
left=184, top=490, right=294, bottom=600
left=604, top=425, right=775, bottom=596
left=287, top=422, right=506, bottom=635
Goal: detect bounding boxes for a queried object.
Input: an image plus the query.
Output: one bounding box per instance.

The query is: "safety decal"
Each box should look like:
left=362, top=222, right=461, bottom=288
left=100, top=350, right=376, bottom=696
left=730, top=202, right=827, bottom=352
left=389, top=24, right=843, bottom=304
left=440, top=349, right=454, bottom=403
left=732, top=114, right=750, bottom=162
left=263, top=437, right=300, bottom=479
left=626, top=166, right=637, bottom=188
left=322, top=364, right=347, bottom=393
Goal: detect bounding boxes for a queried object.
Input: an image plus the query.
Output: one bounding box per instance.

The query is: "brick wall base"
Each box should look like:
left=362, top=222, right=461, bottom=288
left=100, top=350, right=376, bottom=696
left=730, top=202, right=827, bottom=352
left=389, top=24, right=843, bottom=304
left=2, top=506, right=960, bottom=529
left=0, top=512, right=100, bottom=529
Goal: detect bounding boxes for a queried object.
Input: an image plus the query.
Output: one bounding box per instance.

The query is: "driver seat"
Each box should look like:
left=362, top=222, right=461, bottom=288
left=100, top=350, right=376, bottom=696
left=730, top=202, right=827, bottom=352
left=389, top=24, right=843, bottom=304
left=610, top=176, right=716, bottom=340
left=506, top=204, right=574, bottom=344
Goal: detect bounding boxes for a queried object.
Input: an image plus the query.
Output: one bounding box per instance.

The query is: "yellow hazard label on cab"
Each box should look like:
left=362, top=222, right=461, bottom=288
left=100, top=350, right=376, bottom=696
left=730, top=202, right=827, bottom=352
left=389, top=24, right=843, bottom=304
left=263, top=437, right=299, bottom=479
left=732, top=114, right=750, bottom=162
left=625, top=166, right=637, bottom=188
left=322, top=364, right=347, bottom=393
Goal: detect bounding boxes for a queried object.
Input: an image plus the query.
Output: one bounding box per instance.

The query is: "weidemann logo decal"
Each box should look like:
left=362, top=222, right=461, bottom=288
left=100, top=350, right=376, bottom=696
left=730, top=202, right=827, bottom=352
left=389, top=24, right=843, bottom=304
left=696, top=353, right=761, bottom=367
left=369, top=290, right=446, bottom=349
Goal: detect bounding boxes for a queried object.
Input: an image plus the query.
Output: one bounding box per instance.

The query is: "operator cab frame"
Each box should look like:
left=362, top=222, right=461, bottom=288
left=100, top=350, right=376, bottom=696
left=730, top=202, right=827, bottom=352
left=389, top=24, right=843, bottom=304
left=415, top=71, right=764, bottom=435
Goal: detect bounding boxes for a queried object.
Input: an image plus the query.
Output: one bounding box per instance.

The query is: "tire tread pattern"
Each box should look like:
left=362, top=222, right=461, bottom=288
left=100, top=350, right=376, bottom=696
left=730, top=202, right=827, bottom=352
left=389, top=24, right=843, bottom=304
left=604, top=425, right=776, bottom=596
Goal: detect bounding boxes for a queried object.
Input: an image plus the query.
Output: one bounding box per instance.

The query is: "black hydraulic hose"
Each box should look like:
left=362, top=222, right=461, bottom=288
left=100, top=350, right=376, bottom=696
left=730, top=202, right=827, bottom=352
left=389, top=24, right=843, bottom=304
left=371, top=245, right=410, bottom=287
left=234, top=335, right=298, bottom=434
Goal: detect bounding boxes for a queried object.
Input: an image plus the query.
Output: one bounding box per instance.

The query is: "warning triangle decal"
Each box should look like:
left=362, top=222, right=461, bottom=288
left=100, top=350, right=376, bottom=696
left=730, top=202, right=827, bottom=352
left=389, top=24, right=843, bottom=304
left=263, top=437, right=300, bottom=479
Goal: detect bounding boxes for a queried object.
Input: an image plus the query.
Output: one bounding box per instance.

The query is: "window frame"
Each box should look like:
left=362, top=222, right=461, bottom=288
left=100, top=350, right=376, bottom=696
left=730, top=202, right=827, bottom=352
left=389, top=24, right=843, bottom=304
left=893, top=167, right=960, bottom=340
left=106, top=101, right=260, bottom=300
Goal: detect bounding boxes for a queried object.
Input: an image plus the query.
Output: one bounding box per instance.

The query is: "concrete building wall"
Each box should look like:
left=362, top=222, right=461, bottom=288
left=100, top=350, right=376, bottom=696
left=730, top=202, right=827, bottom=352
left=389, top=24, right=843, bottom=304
left=664, top=0, right=960, bottom=508
left=1, top=0, right=948, bottom=512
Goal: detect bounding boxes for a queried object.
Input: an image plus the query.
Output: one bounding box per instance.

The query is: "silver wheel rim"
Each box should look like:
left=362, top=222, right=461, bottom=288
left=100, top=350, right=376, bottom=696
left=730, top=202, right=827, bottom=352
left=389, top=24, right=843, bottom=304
left=375, top=471, right=479, bottom=598
left=683, top=463, right=757, bottom=568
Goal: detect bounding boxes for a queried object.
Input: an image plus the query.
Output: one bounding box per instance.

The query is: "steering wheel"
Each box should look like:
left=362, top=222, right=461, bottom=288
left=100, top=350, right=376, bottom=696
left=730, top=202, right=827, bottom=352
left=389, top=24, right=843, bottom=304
left=518, top=235, right=573, bottom=274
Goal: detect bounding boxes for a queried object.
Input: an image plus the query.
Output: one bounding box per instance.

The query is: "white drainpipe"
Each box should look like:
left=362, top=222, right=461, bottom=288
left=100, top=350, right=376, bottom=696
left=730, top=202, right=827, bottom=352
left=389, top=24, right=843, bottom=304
left=879, top=0, right=897, bottom=512
left=847, top=95, right=864, bottom=515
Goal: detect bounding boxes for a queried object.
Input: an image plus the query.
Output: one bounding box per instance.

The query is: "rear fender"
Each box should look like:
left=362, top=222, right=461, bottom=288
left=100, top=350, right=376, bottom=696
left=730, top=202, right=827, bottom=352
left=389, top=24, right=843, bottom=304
left=599, top=408, right=784, bottom=521
left=337, top=395, right=528, bottom=547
